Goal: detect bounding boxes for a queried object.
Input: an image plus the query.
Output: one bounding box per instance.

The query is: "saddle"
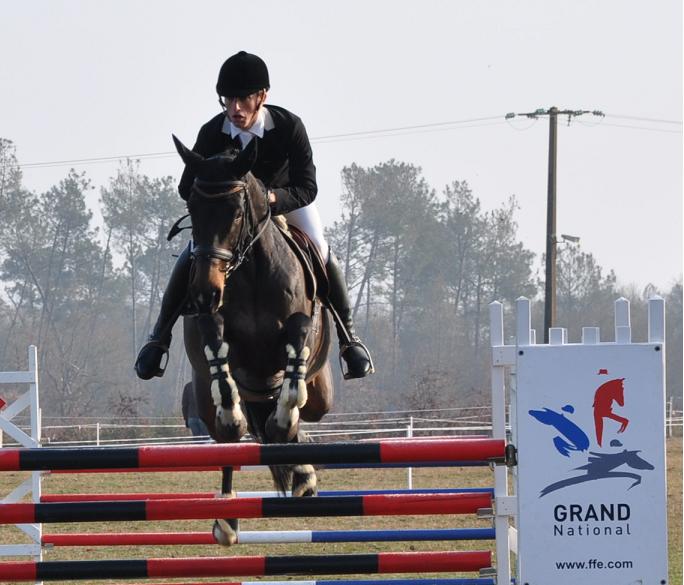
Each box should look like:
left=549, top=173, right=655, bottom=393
left=272, top=217, right=329, bottom=303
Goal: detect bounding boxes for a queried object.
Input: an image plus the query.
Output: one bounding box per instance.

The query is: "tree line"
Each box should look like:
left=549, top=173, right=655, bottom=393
left=0, top=138, right=681, bottom=420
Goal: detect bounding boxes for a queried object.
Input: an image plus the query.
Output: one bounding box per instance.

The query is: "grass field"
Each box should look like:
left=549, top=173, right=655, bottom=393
left=0, top=437, right=681, bottom=585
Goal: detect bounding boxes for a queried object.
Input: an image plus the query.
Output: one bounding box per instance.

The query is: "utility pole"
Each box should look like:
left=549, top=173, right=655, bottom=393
left=506, top=107, right=604, bottom=343
left=545, top=107, right=559, bottom=344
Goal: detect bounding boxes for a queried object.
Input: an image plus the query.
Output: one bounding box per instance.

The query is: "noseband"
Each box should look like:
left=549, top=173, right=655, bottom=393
left=190, top=178, right=271, bottom=279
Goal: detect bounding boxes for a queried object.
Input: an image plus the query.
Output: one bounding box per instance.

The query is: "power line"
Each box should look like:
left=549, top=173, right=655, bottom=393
left=313, top=119, right=510, bottom=144
left=18, top=151, right=175, bottom=170
left=589, top=121, right=682, bottom=134
left=312, top=115, right=504, bottom=141
left=10, top=115, right=506, bottom=170
left=5, top=111, right=680, bottom=171
left=605, top=114, right=682, bottom=125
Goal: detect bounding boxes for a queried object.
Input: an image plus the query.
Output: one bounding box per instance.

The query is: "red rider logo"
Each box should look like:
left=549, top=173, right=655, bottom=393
left=593, top=370, right=629, bottom=446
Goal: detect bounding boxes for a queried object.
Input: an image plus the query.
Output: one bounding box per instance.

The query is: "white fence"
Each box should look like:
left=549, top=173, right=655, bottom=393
left=5, top=409, right=497, bottom=447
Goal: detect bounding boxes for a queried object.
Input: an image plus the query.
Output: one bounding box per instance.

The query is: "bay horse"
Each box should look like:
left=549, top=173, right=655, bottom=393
left=172, top=135, right=333, bottom=545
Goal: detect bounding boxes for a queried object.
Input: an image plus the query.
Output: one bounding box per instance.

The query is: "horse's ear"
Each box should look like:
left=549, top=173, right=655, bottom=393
left=172, top=134, right=204, bottom=167
left=228, top=138, right=258, bottom=179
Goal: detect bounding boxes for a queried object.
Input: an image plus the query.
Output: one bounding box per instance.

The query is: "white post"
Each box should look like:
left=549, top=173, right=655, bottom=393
left=582, top=327, right=600, bottom=344
left=489, top=301, right=512, bottom=585
left=406, top=417, right=414, bottom=489
left=548, top=327, right=567, bottom=345
left=96, top=422, right=101, bottom=446
left=615, top=297, right=632, bottom=343
left=28, top=345, right=42, bottom=582
left=28, top=346, right=41, bottom=447
left=515, top=297, right=532, bottom=347
left=647, top=295, right=665, bottom=343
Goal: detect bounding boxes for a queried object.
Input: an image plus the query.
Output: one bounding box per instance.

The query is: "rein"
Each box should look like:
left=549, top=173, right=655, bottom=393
left=190, top=179, right=272, bottom=279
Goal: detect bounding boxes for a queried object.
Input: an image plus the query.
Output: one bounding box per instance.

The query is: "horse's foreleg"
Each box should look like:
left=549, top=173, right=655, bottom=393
left=266, top=343, right=309, bottom=442
left=198, top=314, right=247, bottom=443
left=266, top=313, right=312, bottom=443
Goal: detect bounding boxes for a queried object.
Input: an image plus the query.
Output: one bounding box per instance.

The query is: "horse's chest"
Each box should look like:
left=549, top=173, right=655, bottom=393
left=226, top=262, right=307, bottom=306
left=222, top=276, right=307, bottom=336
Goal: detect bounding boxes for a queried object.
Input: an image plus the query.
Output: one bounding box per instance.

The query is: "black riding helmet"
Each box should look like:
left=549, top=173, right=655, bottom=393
left=216, top=51, right=270, bottom=97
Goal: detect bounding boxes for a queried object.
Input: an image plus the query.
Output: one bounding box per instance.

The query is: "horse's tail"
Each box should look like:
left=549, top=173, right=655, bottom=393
left=269, top=464, right=293, bottom=495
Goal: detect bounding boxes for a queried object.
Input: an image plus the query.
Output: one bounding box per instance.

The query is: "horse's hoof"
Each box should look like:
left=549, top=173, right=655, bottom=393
left=214, top=410, right=248, bottom=443
left=265, top=410, right=299, bottom=443
left=212, top=519, right=238, bottom=546
left=292, top=464, right=317, bottom=497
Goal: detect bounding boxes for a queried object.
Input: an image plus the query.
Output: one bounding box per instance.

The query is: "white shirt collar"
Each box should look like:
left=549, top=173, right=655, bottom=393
left=221, top=107, right=274, bottom=148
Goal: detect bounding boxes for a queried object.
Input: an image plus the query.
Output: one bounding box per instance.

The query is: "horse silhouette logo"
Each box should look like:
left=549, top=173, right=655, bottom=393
left=539, top=439, right=654, bottom=496
left=593, top=371, right=629, bottom=446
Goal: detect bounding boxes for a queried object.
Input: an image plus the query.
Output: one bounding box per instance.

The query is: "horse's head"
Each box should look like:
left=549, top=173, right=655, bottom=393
left=172, top=135, right=267, bottom=314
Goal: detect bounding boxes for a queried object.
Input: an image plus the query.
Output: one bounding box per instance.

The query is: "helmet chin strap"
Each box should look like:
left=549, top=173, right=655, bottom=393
left=243, top=94, right=266, bottom=131
left=254, top=94, right=266, bottom=119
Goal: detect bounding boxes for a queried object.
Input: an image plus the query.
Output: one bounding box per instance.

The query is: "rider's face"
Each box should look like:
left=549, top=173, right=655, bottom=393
left=220, top=91, right=266, bottom=130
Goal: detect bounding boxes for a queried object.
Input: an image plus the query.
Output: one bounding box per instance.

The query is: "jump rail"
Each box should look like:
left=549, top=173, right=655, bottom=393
left=39, top=487, right=493, bottom=501
left=0, top=493, right=492, bottom=524
left=42, top=527, right=496, bottom=547
left=115, top=581, right=494, bottom=585
left=0, top=550, right=492, bottom=582
left=117, top=580, right=495, bottom=585
left=0, top=438, right=507, bottom=471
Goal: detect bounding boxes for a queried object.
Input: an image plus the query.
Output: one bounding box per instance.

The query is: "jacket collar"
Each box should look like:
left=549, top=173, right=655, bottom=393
left=222, top=106, right=274, bottom=147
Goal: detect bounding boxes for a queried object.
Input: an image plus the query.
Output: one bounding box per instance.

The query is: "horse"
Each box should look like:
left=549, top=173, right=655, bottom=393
left=172, top=135, right=334, bottom=545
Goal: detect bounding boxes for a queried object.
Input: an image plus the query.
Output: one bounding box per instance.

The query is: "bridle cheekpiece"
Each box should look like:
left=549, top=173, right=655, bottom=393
left=189, top=178, right=271, bottom=280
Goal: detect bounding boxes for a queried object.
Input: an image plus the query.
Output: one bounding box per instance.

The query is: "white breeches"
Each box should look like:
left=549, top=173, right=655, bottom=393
left=285, top=202, right=330, bottom=263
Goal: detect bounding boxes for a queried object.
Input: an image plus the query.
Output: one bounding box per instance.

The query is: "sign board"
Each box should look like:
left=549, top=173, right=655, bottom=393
left=515, top=343, right=667, bottom=585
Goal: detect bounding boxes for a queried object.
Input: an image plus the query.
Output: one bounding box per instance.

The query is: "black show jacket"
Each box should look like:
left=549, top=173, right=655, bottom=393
left=178, top=104, right=318, bottom=216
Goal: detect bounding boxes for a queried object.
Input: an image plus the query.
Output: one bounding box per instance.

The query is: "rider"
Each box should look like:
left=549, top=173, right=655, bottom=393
left=135, top=50, right=373, bottom=381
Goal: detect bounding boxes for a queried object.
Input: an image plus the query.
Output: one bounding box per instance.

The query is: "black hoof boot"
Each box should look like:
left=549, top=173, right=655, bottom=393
left=339, top=339, right=374, bottom=380
left=134, top=337, right=170, bottom=380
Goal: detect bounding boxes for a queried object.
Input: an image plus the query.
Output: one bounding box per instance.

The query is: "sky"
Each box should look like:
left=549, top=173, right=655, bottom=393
left=1, top=0, right=682, bottom=292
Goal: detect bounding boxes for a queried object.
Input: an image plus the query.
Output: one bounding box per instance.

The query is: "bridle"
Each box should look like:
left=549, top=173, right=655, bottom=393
left=190, top=177, right=271, bottom=280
